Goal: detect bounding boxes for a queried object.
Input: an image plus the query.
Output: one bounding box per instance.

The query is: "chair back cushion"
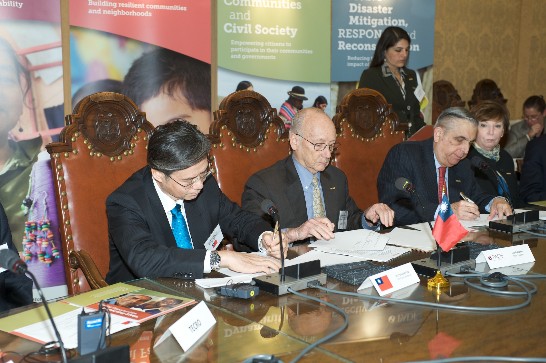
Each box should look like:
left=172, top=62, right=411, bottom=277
left=210, top=90, right=290, bottom=205
left=46, top=92, right=153, bottom=294
left=332, top=88, right=405, bottom=208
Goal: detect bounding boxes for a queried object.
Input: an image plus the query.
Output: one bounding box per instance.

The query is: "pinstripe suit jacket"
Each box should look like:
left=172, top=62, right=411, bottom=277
left=377, top=138, right=494, bottom=226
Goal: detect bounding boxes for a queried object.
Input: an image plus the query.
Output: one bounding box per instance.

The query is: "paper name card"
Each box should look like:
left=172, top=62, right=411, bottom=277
left=475, top=244, right=535, bottom=269
left=154, top=301, right=215, bottom=352
left=358, top=263, right=420, bottom=297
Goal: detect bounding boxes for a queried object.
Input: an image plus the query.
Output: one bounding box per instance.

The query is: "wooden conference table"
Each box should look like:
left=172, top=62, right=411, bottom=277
left=1, top=229, right=546, bottom=363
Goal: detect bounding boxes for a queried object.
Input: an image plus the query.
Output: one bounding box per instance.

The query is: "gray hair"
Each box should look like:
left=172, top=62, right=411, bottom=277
left=290, top=107, right=325, bottom=135
left=434, top=107, right=477, bottom=132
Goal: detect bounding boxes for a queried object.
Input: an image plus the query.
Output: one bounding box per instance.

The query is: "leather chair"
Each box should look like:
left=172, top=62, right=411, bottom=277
left=332, top=88, right=405, bottom=209
left=209, top=90, right=290, bottom=206
left=46, top=92, right=154, bottom=294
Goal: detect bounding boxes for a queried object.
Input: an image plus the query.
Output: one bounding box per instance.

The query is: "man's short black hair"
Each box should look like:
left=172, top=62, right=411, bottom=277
left=123, top=47, right=211, bottom=111
left=147, top=120, right=211, bottom=175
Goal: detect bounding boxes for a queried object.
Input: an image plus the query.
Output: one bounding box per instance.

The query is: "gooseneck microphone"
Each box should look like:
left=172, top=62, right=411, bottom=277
left=260, top=199, right=285, bottom=282
left=394, top=177, right=434, bottom=232
left=470, top=156, right=513, bottom=212
left=0, top=249, right=68, bottom=363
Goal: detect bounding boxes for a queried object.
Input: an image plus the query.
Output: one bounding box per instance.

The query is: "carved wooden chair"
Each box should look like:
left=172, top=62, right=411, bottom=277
left=332, top=88, right=405, bottom=209
left=432, top=80, right=466, bottom=124
left=46, top=92, right=154, bottom=295
left=209, top=90, right=290, bottom=206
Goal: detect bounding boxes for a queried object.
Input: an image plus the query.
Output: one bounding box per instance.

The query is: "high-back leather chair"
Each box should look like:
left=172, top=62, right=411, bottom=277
left=210, top=90, right=290, bottom=206
left=432, top=80, right=465, bottom=124
left=46, top=92, right=154, bottom=295
left=332, top=88, right=405, bottom=209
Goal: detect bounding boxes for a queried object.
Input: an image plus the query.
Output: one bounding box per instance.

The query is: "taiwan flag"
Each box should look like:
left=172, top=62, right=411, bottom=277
left=375, top=275, right=393, bottom=291
left=432, top=193, right=468, bottom=251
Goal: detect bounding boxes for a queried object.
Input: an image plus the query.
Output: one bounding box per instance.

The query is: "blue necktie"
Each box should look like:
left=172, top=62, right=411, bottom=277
left=171, top=204, right=192, bottom=249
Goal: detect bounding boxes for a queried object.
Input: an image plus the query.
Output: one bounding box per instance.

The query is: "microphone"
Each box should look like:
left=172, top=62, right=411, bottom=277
left=0, top=248, right=27, bottom=274
left=254, top=200, right=326, bottom=295
left=394, top=177, right=434, bottom=232
left=470, top=156, right=513, bottom=211
left=0, top=249, right=68, bottom=363
left=260, top=199, right=279, bottom=220
left=260, top=199, right=285, bottom=281
left=395, top=177, right=415, bottom=194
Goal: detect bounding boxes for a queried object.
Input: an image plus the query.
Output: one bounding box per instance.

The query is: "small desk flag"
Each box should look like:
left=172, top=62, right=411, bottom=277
left=432, top=193, right=468, bottom=251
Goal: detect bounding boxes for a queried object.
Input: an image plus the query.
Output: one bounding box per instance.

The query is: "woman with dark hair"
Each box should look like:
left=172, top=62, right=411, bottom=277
left=312, top=95, right=328, bottom=111
left=469, top=101, right=523, bottom=208
left=235, top=80, right=253, bottom=92
left=358, top=26, right=424, bottom=137
left=0, top=38, right=43, bottom=245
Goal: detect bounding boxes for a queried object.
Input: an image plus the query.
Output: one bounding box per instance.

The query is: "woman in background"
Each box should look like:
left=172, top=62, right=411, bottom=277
left=469, top=101, right=523, bottom=208
left=312, top=95, right=328, bottom=112
left=236, top=80, right=254, bottom=92
left=358, top=26, right=424, bottom=137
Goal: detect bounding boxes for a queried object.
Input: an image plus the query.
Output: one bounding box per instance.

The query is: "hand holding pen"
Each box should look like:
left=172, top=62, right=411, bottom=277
left=451, top=192, right=480, bottom=220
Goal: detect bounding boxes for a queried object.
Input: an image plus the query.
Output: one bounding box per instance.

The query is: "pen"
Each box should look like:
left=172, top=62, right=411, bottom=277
left=460, top=192, right=475, bottom=204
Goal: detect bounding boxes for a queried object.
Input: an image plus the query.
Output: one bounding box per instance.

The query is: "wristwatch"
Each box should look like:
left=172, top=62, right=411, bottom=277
left=210, top=251, right=221, bottom=271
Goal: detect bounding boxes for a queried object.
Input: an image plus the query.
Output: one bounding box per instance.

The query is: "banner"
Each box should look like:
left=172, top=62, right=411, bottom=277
left=70, top=0, right=212, bottom=132
left=217, top=0, right=332, bottom=116
left=332, top=0, right=435, bottom=82
left=0, top=0, right=67, bottom=301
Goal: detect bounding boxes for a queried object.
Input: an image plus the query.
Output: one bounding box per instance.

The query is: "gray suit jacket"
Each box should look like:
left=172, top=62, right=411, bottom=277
left=242, top=157, right=364, bottom=234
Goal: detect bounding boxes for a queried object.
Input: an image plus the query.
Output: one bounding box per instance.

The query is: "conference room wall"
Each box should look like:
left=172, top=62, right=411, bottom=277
left=60, top=0, right=545, bottom=122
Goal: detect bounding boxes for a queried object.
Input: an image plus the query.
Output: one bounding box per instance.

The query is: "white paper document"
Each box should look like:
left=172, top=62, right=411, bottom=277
left=386, top=223, right=436, bottom=252
left=311, top=229, right=390, bottom=251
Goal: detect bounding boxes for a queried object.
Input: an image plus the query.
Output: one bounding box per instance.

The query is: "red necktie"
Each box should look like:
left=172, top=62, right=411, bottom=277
left=438, top=166, right=446, bottom=203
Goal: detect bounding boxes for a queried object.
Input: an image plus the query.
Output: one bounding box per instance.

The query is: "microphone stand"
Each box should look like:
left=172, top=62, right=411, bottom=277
left=27, top=270, right=68, bottom=363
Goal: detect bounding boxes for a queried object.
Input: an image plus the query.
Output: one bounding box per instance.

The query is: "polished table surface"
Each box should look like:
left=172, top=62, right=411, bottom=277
left=2, top=229, right=546, bottom=363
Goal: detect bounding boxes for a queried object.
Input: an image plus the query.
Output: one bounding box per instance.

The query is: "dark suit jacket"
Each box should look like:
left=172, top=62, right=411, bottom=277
left=359, top=66, right=424, bottom=136
left=0, top=203, right=33, bottom=312
left=520, top=135, right=546, bottom=203
left=105, top=166, right=271, bottom=284
left=468, top=147, right=524, bottom=208
left=241, top=157, right=364, bottom=233
left=377, top=138, right=495, bottom=226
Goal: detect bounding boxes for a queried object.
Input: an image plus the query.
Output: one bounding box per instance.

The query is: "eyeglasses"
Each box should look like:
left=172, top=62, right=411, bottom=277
left=168, top=168, right=211, bottom=188
left=294, top=133, right=339, bottom=152
left=524, top=113, right=542, bottom=122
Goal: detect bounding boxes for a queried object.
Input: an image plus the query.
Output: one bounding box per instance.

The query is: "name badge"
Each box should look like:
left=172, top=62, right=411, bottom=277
left=204, top=224, right=223, bottom=251
left=414, top=86, right=428, bottom=110
left=475, top=244, right=535, bottom=269
left=358, top=263, right=420, bottom=296
left=154, top=301, right=216, bottom=352
left=338, top=210, right=348, bottom=230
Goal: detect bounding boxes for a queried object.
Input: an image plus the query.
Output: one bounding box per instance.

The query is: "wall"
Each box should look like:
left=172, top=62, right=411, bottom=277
left=434, top=0, right=546, bottom=119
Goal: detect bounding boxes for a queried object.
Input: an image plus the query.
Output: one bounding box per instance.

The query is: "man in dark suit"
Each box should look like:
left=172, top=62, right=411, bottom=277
left=378, top=107, right=512, bottom=226
left=0, top=202, right=33, bottom=312
left=105, top=121, right=283, bottom=284
left=520, top=134, right=546, bottom=203
left=242, top=108, right=394, bottom=243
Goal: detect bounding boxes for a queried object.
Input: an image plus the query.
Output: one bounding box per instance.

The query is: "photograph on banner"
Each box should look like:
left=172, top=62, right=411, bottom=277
left=0, top=0, right=67, bottom=301
left=217, top=0, right=331, bottom=122
left=69, top=0, right=212, bottom=133
left=331, top=0, right=435, bottom=124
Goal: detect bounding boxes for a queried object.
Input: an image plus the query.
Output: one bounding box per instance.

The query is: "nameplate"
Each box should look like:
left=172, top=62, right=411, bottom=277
left=358, top=263, right=420, bottom=297
left=204, top=224, right=223, bottom=251
left=475, top=244, right=535, bottom=269
left=154, top=301, right=216, bottom=351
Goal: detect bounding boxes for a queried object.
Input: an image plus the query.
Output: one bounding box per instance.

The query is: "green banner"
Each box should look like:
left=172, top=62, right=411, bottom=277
left=218, top=0, right=330, bottom=83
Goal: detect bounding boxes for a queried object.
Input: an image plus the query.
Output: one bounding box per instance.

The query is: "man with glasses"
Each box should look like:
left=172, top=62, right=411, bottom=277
left=242, top=107, right=394, bottom=243
left=505, top=95, right=546, bottom=158
left=378, top=107, right=512, bottom=226
left=105, top=120, right=283, bottom=284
